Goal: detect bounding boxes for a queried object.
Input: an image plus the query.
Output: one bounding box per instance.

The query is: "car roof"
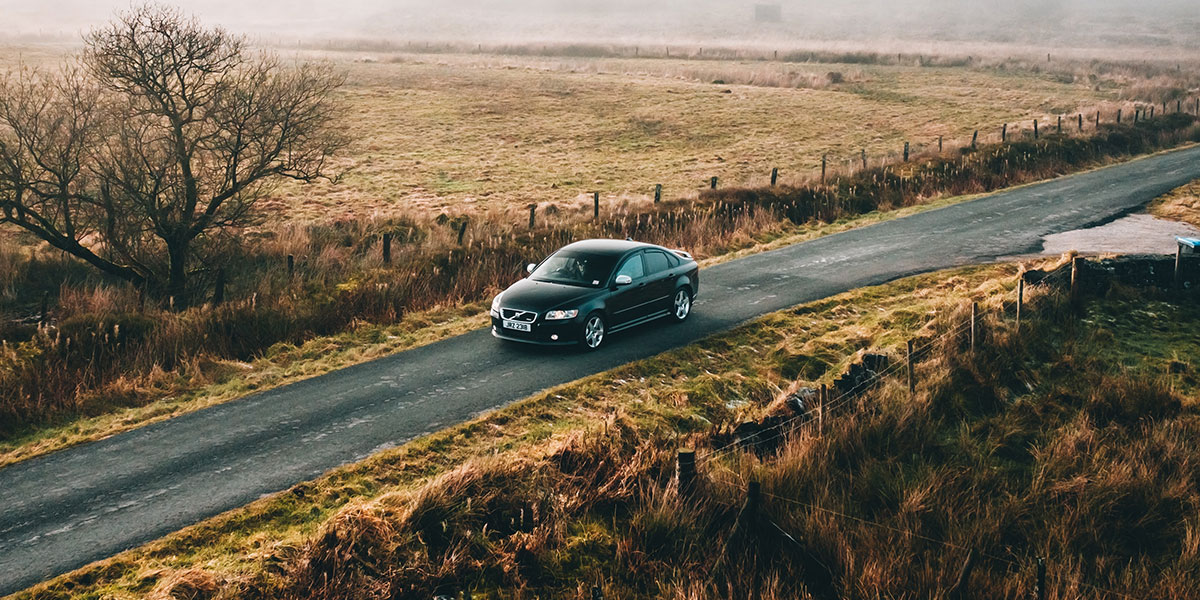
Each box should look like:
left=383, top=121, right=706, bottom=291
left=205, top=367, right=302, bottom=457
left=558, top=238, right=660, bottom=257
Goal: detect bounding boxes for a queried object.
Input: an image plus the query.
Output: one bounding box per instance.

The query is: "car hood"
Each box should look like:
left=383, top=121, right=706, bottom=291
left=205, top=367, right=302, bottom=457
left=499, top=278, right=601, bottom=312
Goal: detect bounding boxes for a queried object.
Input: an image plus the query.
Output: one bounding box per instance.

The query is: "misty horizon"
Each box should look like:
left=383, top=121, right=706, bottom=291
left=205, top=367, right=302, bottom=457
left=2, top=0, right=1199, bottom=53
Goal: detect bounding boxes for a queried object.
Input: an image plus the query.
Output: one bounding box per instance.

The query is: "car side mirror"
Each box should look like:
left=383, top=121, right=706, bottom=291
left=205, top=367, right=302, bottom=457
left=526, top=263, right=536, bottom=274
left=614, top=274, right=633, bottom=286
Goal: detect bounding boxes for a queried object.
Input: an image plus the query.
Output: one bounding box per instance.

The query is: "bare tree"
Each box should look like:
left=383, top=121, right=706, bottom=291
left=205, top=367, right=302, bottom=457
left=0, top=4, right=345, bottom=303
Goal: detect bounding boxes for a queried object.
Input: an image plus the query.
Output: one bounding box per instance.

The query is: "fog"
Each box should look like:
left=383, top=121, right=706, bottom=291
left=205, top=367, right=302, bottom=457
left=2, top=0, right=1198, bottom=52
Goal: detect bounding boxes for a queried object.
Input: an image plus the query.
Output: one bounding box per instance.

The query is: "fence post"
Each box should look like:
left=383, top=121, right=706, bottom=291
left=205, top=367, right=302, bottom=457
left=819, top=383, right=827, bottom=436
left=1117, top=109, right=1122, bottom=124
left=1057, top=115, right=1062, bottom=134
left=770, top=168, right=778, bottom=186
left=1078, top=113, right=1083, bottom=131
left=287, top=254, right=295, bottom=279
left=1033, top=119, right=1038, bottom=139
left=1096, top=112, right=1100, bottom=127
left=1002, top=123, right=1007, bottom=142
left=457, top=220, right=468, bottom=245
left=214, top=268, right=226, bottom=305
left=1035, top=557, right=1046, bottom=600
left=1176, top=240, right=1184, bottom=290
left=677, top=449, right=696, bottom=494
left=861, top=148, right=868, bottom=169
left=821, top=155, right=827, bottom=184
left=528, top=204, right=537, bottom=229
left=970, top=301, right=977, bottom=354
left=1178, top=99, right=1182, bottom=113
left=1150, top=106, right=1155, bottom=119
left=1070, top=256, right=1080, bottom=306
left=710, top=176, right=718, bottom=190
left=1135, top=108, right=1140, bottom=124
left=971, top=130, right=978, bottom=149
left=382, top=232, right=392, bottom=264
left=903, top=141, right=909, bottom=161
left=1016, top=277, right=1024, bottom=332
left=938, top=135, right=943, bottom=152
left=654, top=183, right=662, bottom=202
left=593, top=192, right=599, bottom=219
left=745, top=480, right=761, bottom=522
left=907, top=338, right=915, bottom=395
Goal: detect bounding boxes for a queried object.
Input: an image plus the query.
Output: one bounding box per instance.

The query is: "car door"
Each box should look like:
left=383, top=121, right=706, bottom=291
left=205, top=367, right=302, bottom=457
left=606, top=252, right=652, bottom=326
left=641, top=250, right=676, bottom=315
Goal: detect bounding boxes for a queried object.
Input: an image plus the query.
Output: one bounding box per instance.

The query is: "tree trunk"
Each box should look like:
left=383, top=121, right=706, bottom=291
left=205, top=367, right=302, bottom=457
left=166, top=239, right=189, bottom=307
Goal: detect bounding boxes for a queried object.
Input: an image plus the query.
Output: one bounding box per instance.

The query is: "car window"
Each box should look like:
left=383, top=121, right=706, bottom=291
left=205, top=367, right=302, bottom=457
left=615, top=253, right=645, bottom=281
left=644, top=251, right=671, bottom=274
left=665, top=252, right=680, bottom=268
left=530, top=250, right=619, bottom=287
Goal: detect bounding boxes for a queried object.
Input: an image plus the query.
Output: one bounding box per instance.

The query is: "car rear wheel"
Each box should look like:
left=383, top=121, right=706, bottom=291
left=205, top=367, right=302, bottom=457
left=671, top=288, right=692, bottom=322
left=582, top=313, right=606, bottom=350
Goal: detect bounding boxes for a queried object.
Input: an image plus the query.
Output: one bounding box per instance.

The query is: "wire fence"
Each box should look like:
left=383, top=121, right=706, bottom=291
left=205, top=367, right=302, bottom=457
left=684, top=263, right=1132, bottom=598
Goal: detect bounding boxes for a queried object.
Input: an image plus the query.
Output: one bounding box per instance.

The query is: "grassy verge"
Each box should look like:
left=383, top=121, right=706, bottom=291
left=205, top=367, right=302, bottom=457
left=18, top=255, right=1200, bottom=599
left=1149, top=178, right=1200, bottom=229
left=3, top=137, right=1198, bottom=467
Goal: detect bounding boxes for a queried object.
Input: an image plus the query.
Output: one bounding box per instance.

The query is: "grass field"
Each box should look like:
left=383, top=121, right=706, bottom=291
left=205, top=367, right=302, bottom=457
left=18, top=254, right=1200, bottom=599
left=263, top=50, right=1132, bottom=222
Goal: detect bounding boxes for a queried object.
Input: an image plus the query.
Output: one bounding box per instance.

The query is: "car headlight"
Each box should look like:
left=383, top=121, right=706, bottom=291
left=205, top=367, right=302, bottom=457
left=544, top=309, right=579, bottom=321
left=490, top=293, right=503, bottom=317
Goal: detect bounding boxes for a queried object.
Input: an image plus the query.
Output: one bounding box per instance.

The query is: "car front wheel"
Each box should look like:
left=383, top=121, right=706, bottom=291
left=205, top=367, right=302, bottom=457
left=671, top=288, right=692, bottom=322
left=582, top=313, right=606, bottom=350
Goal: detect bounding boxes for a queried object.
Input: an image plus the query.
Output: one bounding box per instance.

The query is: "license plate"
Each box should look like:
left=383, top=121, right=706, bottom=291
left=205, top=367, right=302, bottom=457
left=502, top=320, right=531, bottom=332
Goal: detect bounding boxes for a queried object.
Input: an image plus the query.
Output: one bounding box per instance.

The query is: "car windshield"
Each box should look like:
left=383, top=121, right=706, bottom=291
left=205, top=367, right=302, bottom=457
left=529, top=250, right=618, bottom=287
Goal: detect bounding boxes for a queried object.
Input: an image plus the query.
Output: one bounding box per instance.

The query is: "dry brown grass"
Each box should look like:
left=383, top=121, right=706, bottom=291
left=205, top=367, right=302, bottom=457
left=1150, top=179, right=1200, bottom=229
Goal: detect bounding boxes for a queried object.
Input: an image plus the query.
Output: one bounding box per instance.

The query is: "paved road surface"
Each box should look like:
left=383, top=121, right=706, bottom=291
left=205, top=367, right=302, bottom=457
left=3, top=146, right=1200, bottom=596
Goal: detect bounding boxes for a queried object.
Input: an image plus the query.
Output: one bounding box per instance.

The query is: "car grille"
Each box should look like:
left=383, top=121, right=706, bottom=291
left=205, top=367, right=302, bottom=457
left=500, top=308, right=537, bottom=323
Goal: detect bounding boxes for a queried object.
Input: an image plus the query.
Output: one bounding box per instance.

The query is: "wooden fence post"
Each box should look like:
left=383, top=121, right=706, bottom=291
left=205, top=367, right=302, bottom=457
left=1117, top=109, right=1122, bottom=124
left=819, top=383, right=827, bottom=436
left=903, top=141, right=909, bottom=161
left=745, top=480, right=761, bottom=522
left=1150, top=106, right=1155, bottom=119
left=710, top=176, right=718, bottom=190
left=382, top=232, right=392, bottom=264
left=457, top=220, right=468, bottom=245
left=528, top=204, right=537, bottom=229
left=593, top=192, right=599, bottom=219
left=907, top=339, right=915, bottom=395
left=938, top=135, right=943, bottom=152
left=1070, top=256, right=1080, bottom=305
left=1096, top=112, right=1100, bottom=127
left=287, top=254, right=295, bottom=279
left=1016, top=277, right=1024, bottom=332
left=1002, top=123, right=1007, bottom=142
left=1176, top=240, right=1184, bottom=290
left=677, top=449, right=696, bottom=494
left=655, top=183, right=663, bottom=202
left=971, top=130, right=978, bottom=149
left=1057, top=115, right=1062, bottom=134
left=1178, top=99, right=1182, bottom=113
left=1035, top=557, right=1046, bottom=600
left=1078, top=113, right=1083, bottom=131
left=1033, top=119, right=1039, bottom=139
left=770, top=168, right=778, bottom=186
left=821, top=155, right=827, bottom=184
left=861, top=148, right=868, bottom=169
left=1135, top=108, right=1140, bottom=124
left=214, top=268, right=226, bottom=305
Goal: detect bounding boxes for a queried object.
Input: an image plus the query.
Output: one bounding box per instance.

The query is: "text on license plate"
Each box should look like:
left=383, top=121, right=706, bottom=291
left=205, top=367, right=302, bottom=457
left=502, top=320, right=532, bottom=332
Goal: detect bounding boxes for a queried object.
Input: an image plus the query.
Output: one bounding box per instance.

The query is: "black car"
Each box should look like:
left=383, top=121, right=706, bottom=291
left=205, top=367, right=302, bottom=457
left=490, top=239, right=700, bottom=349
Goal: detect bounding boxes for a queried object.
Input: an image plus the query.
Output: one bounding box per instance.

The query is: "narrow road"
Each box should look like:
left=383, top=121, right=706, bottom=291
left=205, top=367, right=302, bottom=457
left=3, top=146, right=1199, bottom=596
